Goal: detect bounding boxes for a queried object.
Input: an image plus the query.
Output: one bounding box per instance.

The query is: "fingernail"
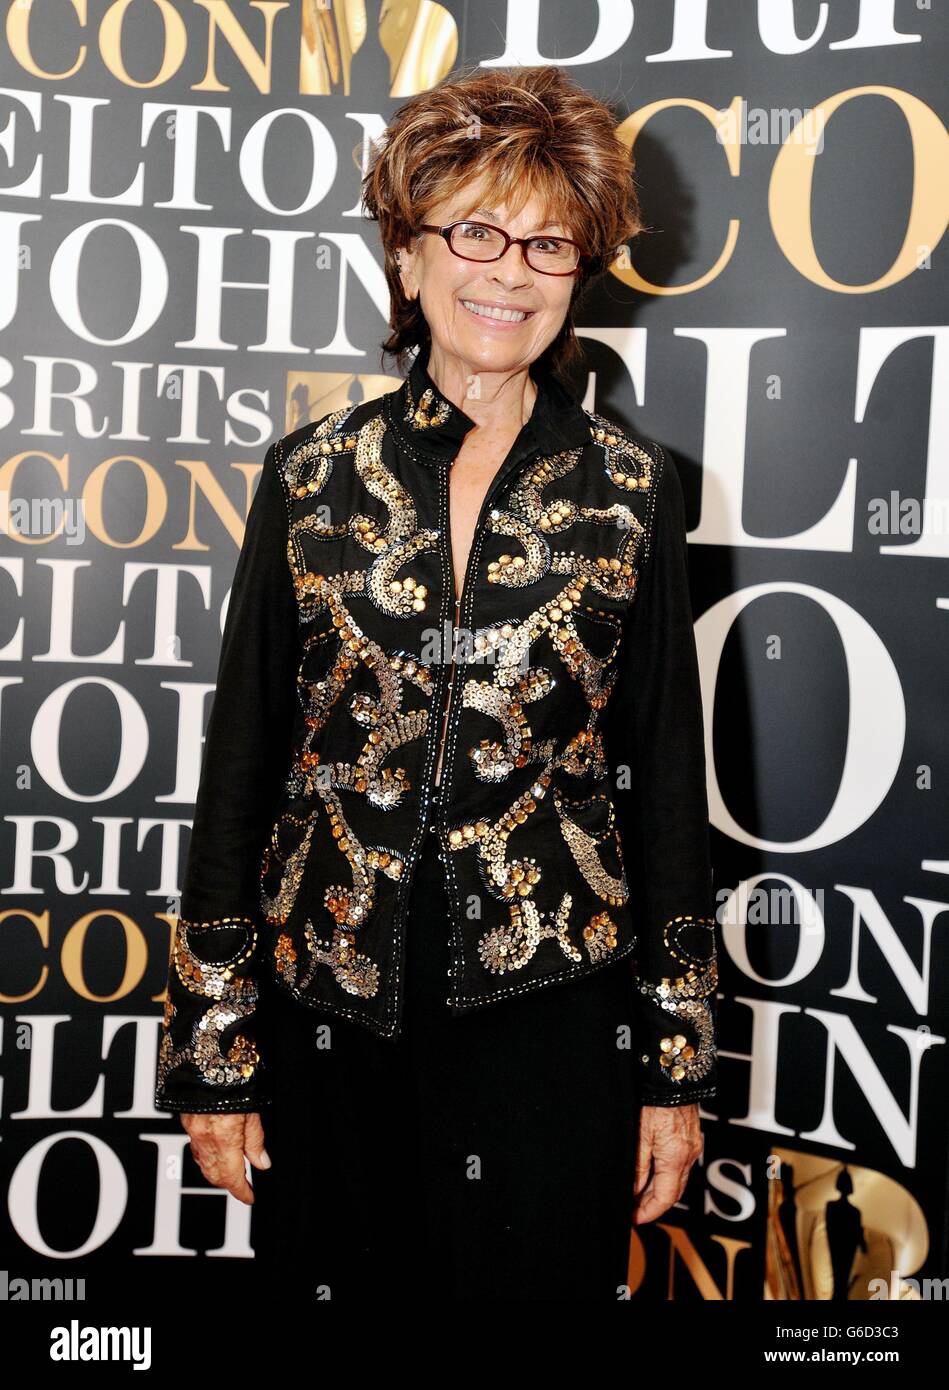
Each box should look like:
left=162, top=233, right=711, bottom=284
left=259, top=1148, right=272, bottom=1168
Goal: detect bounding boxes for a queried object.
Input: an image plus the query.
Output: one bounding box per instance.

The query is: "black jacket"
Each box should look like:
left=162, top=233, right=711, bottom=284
left=154, top=345, right=719, bottom=1113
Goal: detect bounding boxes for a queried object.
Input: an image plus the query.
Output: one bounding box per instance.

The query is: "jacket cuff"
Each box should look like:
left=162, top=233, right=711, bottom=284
left=154, top=912, right=268, bottom=1114
left=633, top=912, right=719, bottom=1107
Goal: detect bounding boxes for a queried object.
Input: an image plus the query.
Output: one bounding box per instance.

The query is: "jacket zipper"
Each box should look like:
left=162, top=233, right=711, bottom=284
left=436, top=447, right=541, bottom=808
left=433, top=594, right=462, bottom=786
left=385, top=458, right=463, bottom=1029
left=390, top=444, right=541, bottom=1026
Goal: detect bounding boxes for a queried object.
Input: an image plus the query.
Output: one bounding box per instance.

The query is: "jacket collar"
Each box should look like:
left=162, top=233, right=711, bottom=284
left=384, top=341, right=592, bottom=469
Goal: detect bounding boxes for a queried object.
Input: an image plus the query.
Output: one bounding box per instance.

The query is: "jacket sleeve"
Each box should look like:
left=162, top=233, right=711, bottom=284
left=154, top=438, right=300, bottom=1113
left=604, top=444, right=719, bottom=1108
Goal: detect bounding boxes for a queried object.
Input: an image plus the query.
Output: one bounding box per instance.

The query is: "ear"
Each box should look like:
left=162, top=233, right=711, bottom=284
left=396, top=236, right=420, bottom=302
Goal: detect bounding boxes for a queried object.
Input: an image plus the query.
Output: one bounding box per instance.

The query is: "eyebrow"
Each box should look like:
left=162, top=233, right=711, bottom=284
left=466, top=206, right=566, bottom=234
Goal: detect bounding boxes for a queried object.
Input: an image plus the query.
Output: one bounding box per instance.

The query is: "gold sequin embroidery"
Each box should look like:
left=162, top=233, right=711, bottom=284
left=157, top=914, right=261, bottom=1092
left=637, top=914, right=718, bottom=1085
left=271, top=397, right=662, bottom=1008
left=553, top=790, right=627, bottom=906
left=405, top=379, right=453, bottom=430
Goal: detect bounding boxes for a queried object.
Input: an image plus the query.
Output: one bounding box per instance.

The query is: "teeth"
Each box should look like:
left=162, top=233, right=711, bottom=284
left=462, top=300, right=528, bottom=322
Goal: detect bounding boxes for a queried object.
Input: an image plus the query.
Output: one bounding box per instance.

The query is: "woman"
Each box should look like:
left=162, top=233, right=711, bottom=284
left=154, top=64, right=719, bottom=1302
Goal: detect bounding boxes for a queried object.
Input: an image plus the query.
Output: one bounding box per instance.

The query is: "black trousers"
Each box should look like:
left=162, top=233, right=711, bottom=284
left=249, top=825, right=642, bottom=1302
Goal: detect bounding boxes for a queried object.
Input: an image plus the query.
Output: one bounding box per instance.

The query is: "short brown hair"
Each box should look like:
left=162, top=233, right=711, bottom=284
left=360, top=64, right=643, bottom=376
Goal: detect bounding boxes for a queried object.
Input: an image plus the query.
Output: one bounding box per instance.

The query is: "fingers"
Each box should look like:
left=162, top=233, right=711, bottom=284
left=633, top=1127, right=652, bottom=1196
left=633, top=1158, right=687, bottom=1226
left=632, top=1105, right=704, bottom=1225
left=180, top=1112, right=258, bottom=1206
left=242, top=1112, right=271, bottom=1171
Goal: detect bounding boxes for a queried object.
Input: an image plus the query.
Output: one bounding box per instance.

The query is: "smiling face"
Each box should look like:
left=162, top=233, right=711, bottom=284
left=396, top=180, right=578, bottom=383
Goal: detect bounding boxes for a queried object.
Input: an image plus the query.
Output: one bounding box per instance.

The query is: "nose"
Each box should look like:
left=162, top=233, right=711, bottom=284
left=487, top=241, right=533, bottom=290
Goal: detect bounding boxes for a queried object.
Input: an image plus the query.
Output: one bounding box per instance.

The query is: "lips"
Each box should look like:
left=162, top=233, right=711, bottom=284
left=460, top=298, right=534, bottom=324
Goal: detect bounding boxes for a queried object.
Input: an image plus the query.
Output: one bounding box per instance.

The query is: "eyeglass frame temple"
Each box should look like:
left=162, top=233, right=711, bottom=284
left=415, top=221, right=590, bottom=275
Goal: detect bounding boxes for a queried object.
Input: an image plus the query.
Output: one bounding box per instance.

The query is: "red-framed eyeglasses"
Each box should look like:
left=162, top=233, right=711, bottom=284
left=416, top=220, right=589, bottom=276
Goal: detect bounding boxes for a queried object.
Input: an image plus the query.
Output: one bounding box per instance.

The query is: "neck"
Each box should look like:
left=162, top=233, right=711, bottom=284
left=426, top=344, right=538, bottom=435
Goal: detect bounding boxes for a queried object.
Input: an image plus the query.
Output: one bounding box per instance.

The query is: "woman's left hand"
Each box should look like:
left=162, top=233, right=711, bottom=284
left=632, top=1104, right=705, bottom=1224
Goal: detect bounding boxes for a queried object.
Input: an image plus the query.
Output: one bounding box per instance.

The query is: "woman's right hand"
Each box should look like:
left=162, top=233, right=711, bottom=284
left=180, top=1112, right=271, bottom=1205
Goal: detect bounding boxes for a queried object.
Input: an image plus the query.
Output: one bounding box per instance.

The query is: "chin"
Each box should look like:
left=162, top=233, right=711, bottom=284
left=453, top=333, right=541, bottom=374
